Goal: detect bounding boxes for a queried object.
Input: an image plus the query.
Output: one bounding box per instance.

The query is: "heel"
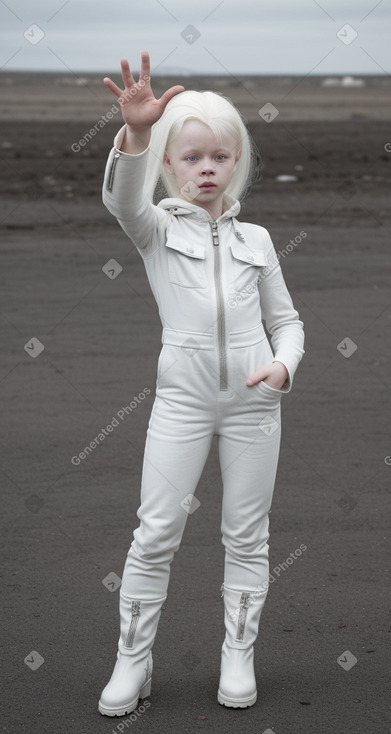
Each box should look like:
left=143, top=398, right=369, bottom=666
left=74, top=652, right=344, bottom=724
left=139, top=678, right=151, bottom=698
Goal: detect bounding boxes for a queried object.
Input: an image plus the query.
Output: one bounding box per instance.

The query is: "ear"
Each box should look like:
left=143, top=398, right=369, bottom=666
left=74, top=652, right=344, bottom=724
left=233, top=148, right=242, bottom=169
left=163, top=150, right=173, bottom=174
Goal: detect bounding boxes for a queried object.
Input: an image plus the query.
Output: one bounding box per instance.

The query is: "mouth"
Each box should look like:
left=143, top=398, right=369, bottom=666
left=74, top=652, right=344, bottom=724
left=199, top=182, right=216, bottom=189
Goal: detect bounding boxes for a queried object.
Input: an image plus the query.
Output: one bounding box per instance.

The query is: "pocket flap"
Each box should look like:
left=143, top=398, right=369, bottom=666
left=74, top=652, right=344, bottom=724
left=230, top=239, right=268, bottom=266
left=165, top=235, right=206, bottom=260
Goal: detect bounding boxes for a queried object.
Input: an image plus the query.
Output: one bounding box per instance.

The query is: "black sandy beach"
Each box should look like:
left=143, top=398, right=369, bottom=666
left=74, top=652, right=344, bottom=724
left=1, top=72, right=390, bottom=733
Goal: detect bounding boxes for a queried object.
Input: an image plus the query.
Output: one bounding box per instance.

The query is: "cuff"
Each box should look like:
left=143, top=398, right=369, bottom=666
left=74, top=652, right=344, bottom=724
left=113, top=124, right=151, bottom=159
left=272, top=359, right=292, bottom=393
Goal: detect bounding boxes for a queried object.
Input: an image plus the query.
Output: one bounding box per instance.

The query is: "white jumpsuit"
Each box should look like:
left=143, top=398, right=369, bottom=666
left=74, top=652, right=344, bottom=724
left=102, top=124, right=305, bottom=600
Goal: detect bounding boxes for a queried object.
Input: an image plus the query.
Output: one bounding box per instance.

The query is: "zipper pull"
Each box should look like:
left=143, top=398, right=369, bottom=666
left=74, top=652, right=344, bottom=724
left=107, top=151, right=120, bottom=192
left=132, top=600, right=141, bottom=617
left=211, top=221, right=219, bottom=246
left=235, top=592, right=252, bottom=642
left=241, top=593, right=252, bottom=610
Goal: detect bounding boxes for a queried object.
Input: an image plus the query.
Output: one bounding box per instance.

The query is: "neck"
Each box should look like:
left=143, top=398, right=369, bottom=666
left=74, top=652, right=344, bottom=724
left=200, top=202, right=224, bottom=221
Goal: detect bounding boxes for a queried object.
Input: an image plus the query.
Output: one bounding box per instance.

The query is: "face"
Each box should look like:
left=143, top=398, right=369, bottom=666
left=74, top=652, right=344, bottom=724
left=163, top=119, right=241, bottom=219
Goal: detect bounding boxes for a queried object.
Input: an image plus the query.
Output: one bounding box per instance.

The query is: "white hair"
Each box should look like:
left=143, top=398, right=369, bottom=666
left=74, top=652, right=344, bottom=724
left=144, top=89, right=261, bottom=204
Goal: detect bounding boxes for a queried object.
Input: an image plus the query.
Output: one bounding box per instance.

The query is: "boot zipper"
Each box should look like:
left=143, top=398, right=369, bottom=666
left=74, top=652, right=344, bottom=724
left=125, top=600, right=141, bottom=648
left=236, top=591, right=252, bottom=642
left=211, top=221, right=228, bottom=391
left=106, top=151, right=120, bottom=192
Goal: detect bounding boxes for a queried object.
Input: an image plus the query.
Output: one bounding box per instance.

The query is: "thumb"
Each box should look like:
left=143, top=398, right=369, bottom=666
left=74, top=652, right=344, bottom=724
left=158, top=85, right=185, bottom=110
left=246, top=367, right=268, bottom=387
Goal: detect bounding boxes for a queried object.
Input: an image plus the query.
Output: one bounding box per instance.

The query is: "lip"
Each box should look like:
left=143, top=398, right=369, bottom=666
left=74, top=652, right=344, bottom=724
left=199, top=182, right=216, bottom=188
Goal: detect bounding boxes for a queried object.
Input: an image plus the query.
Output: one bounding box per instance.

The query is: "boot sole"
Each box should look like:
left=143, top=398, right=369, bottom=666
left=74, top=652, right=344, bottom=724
left=98, top=678, right=151, bottom=717
left=217, top=689, right=257, bottom=708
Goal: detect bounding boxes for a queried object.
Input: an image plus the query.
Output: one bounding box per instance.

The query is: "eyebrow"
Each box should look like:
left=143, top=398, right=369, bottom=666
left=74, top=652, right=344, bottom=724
left=181, top=147, right=231, bottom=155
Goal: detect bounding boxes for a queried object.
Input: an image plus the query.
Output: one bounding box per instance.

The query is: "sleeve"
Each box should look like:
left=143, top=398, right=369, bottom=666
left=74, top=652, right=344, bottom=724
left=102, top=123, right=167, bottom=254
left=258, top=229, right=305, bottom=392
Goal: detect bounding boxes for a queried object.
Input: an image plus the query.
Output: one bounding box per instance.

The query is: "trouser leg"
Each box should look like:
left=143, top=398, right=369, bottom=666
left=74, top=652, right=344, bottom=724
left=217, top=389, right=282, bottom=708
left=218, top=415, right=281, bottom=591
left=99, top=396, right=214, bottom=716
left=121, top=425, right=213, bottom=599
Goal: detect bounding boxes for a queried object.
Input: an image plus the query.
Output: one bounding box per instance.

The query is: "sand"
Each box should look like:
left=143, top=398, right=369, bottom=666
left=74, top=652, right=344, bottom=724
left=1, top=72, right=390, bottom=733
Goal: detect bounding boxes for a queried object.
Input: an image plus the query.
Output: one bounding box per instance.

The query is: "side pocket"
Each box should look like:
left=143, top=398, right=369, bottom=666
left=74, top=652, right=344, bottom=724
left=156, top=346, right=167, bottom=385
left=258, top=380, right=285, bottom=396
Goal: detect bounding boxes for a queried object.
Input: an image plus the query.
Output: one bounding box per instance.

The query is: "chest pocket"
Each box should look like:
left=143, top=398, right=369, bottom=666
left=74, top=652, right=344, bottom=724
left=229, top=238, right=268, bottom=294
left=165, top=234, right=207, bottom=289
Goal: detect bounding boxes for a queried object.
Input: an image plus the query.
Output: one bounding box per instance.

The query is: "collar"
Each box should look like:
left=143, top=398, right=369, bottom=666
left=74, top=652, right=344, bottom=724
left=157, top=193, right=241, bottom=223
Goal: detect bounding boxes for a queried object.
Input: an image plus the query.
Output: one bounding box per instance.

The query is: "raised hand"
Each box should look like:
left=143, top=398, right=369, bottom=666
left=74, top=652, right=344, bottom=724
left=103, top=52, right=185, bottom=131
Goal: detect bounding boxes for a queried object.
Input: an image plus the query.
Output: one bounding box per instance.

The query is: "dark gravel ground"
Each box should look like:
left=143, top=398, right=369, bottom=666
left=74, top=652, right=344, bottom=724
left=1, top=113, right=390, bottom=734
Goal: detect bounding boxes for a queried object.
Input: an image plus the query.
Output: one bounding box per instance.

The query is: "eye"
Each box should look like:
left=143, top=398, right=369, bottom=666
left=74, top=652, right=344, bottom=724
left=186, top=155, right=197, bottom=162
left=216, top=154, right=226, bottom=161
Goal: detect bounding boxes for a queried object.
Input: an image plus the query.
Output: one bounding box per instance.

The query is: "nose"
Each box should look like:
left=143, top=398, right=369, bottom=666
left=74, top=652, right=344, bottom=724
left=200, top=159, right=215, bottom=175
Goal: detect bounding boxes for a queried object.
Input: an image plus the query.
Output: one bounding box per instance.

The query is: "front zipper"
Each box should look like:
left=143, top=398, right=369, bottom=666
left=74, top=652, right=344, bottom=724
left=125, top=600, right=141, bottom=648
left=236, top=591, right=252, bottom=641
left=211, top=221, right=228, bottom=391
left=106, top=151, right=120, bottom=192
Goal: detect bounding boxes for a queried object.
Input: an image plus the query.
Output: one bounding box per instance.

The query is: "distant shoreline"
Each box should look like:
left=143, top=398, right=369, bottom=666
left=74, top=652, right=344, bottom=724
left=0, top=71, right=389, bottom=122
left=0, top=71, right=389, bottom=85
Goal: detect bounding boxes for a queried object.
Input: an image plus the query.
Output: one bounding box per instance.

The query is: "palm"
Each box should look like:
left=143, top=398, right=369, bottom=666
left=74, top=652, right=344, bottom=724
left=103, top=52, right=185, bottom=128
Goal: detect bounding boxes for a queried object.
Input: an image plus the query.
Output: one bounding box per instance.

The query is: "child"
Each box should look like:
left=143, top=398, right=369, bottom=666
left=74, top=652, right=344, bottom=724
left=98, top=52, right=305, bottom=716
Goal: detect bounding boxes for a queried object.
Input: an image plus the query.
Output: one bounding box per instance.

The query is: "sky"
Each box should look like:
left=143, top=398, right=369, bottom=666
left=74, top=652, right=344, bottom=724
left=0, top=0, right=390, bottom=76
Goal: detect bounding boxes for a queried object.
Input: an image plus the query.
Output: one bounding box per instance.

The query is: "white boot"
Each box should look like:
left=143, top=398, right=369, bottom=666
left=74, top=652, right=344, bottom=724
left=217, top=583, right=268, bottom=708
left=98, top=593, right=166, bottom=717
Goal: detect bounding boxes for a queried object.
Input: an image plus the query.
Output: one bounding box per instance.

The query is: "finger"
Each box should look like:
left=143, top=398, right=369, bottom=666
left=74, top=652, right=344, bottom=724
left=103, top=76, right=124, bottom=98
left=158, top=85, right=186, bottom=109
left=120, top=58, right=136, bottom=88
left=246, top=368, right=267, bottom=386
left=140, top=50, right=150, bottom=83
